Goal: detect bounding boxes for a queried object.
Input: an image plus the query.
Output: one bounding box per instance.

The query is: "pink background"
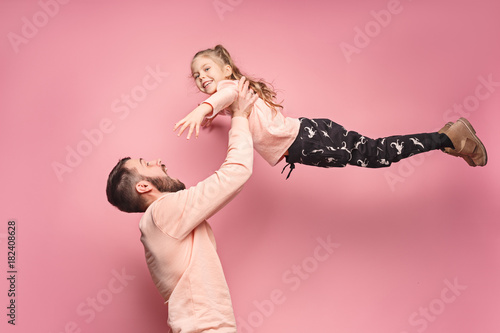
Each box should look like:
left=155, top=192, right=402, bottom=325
left=1, top=0, right=499, bottom=332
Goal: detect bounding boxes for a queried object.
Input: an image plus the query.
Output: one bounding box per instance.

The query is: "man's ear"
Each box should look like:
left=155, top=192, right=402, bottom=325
left=135, top=180, right=153, bottom=194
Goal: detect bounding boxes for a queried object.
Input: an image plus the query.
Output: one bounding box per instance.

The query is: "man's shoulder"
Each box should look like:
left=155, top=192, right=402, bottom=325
left=140, top=192, right=183, bottom=234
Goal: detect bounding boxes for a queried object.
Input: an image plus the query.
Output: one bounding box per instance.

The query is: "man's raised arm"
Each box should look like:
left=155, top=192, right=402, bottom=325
left=152, top=78, right=258, bottom=239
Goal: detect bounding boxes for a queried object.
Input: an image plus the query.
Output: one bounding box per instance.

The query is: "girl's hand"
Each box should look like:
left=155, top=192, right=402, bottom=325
left=201, top=113, right=217, bottom=128
left=173, top=103, right=213, bottom=139
left=232, top=77, right=258, bottom=119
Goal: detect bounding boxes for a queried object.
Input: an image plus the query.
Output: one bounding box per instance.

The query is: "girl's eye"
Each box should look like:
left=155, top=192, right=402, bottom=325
left=193, top=74, right=199, bottom=79
left=204, top=67, right=210, bottom=71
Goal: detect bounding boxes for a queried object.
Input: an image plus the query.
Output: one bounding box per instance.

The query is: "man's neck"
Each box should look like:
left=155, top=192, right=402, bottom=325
left=144, top=191, right=167, bottom=208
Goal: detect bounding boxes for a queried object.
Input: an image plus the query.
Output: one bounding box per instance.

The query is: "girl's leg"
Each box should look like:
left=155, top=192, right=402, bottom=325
left=286, top=118, right=452, bottom=168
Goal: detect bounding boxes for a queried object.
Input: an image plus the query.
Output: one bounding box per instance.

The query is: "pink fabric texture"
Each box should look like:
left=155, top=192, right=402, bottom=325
left=204, top=80, right=300, bottom=166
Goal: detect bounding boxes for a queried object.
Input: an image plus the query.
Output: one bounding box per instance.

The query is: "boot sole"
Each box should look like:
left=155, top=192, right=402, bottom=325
left=457, top=117, right=488, bottom=166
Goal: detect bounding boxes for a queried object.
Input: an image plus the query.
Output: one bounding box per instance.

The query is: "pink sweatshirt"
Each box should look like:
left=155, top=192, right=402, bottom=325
left=139, top=117, right=253, bottom=333
left=203, top=80, right=300, bottom=166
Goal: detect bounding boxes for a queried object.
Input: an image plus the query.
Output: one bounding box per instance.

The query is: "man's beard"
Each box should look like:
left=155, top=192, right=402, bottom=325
left=146, top=175, right=185, bottom=193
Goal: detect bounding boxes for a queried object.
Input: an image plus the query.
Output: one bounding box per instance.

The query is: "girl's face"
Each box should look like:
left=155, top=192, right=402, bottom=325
left=191, top=56, right=232, bottom=94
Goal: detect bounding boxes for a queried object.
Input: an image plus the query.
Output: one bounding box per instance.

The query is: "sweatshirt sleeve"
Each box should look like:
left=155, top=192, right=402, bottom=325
left=203, top=80, right=239, bottom=119
left=151, top=116, right=253, bottom=239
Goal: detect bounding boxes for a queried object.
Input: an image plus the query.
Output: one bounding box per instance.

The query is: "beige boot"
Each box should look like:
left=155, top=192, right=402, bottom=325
left=438, top=121, right=473, bottom=166
left=439, top=118, right=487, bottom=167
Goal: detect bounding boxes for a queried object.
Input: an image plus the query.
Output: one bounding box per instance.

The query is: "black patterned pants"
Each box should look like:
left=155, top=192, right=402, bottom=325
left=285, top=118, right=447, bottom=170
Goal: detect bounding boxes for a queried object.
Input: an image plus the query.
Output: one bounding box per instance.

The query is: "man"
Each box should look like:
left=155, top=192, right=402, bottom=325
left=106, top=78, right=257, bottom=332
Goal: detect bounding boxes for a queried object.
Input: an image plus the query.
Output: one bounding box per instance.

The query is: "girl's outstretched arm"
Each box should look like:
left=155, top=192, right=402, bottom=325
left=173, top=103, right=213, bottom=140
left=174, top=81, right=240, bottom=139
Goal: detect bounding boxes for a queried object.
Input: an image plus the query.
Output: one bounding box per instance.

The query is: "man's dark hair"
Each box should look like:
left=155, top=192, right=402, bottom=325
left=106, top=157, right=147, bottom=213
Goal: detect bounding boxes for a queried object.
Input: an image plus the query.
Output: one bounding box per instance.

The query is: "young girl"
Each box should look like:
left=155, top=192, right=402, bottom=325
left=174, top=45, right=487, bottom=178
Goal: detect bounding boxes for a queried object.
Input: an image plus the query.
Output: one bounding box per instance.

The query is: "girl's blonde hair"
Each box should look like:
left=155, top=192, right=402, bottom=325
left=192, top=44, right=283, bottom=112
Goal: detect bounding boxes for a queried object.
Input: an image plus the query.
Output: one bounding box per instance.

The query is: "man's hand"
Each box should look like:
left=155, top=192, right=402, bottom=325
left=232, top=77, right=258, bottom=119
left=173, top=103, right=213, bottom=139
